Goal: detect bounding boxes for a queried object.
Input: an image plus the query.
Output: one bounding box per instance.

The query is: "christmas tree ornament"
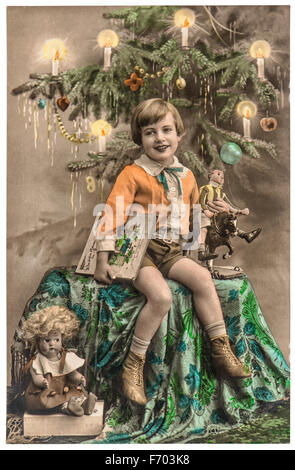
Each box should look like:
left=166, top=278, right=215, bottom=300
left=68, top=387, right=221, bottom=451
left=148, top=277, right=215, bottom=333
left=42, top=38, right=67, bottom=76
left=86, top=176, right=96, bottom=193
left=174, top=8, right=195, bottom=48
left=260, top=117, right=277, bottom=132
left=176, top=76, right=186, bottom=90
left=124, top=72, right=144, bottom=91
left=249, top=40, right=271, bottom=81
left=90, top=119, right=112, bottom=153
left=236, top=100, right=257, bottom=139
left=55, top=109, right=91, bottom=143
left=38, top=98, right=46, bottom=109
left=97, top=29, right=120, bottom=71
left=220, top=142, right=242, bottom=165
left=57, top=96, right=70, bottom=111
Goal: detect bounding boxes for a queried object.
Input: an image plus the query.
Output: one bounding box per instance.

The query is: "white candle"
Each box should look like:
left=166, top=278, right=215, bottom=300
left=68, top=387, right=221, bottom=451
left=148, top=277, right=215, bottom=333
left=181, top=27, right=188, bottom=48
left=104, top=47, right=112, bottom=70
left=257, top=57, right=264, bottom=80
left=52, top=58, right=59, bottom=76
left=243, top=117, right=251, bottom=139
left=98, top=135, right=106, bottom=153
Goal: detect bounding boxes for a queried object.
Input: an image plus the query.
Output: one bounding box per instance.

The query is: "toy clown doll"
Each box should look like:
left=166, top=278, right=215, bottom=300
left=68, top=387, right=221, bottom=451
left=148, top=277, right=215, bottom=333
left=198, top=168, right=262, bottom=261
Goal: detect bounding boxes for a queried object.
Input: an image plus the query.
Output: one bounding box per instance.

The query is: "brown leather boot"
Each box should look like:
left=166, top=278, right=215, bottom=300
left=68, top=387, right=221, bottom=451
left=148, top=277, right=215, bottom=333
left=210, top=335, right=251, bottom=378
left=121, top=351, right=147, bottom=406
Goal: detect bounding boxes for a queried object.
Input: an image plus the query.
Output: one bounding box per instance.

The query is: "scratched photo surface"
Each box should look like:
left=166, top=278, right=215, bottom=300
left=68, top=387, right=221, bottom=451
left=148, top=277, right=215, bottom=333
left=7, top=5, right=290, bottom=383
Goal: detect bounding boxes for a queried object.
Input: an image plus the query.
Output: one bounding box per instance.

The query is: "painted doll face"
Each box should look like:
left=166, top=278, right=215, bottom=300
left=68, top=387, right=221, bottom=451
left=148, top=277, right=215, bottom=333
left=38, top=330, right=62, bottom=360
left=210, top=170, right=224, bottom=185
left=141, top=112, right=182, bottom=166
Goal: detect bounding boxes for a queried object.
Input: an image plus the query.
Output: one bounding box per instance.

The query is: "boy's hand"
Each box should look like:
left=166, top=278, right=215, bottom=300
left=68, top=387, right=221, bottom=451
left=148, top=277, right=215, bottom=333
left=94, top=252, right=116, bottom=285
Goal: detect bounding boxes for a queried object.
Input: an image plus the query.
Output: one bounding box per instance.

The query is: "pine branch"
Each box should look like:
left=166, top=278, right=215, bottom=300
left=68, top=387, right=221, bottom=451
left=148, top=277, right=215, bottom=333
left=189, top=48, right=217, bottom=71
left=217, top=92, right=241, bottom=123
left=169, top=98, right=193, bottom=108
left=204, top=133, right=224, bottom=169
left=180, top=151, right=208, bottom=176
left=103, top=6, right=178, bottom=34
left=197, top=115, right=276, bottom=160
left=199, top=53, right=244, bottom=78
left=248, top=64, right=276, bottom=110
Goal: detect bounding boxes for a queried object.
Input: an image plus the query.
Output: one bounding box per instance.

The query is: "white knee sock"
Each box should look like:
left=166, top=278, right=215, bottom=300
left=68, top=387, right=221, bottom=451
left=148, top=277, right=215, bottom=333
left=130, top=335, right=150, bottom=356
left=204, top=321, right=227, bottom=340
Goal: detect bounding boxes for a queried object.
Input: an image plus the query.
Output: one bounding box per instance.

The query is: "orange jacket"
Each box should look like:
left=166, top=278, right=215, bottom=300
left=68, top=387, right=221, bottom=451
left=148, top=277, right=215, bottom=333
left=96, top=160, right=200, bottom=251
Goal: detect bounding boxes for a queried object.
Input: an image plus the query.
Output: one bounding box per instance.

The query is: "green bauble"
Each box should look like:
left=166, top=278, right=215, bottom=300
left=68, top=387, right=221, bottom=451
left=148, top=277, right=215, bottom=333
left=38, top=98, right=46, bottom=109
left=220, top=142, right=242, bottom=165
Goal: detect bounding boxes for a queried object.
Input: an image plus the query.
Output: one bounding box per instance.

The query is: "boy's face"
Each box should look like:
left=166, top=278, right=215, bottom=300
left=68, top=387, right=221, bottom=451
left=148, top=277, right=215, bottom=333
left=141, top=112, right=181, bottom=165
left=210, top=170, right=224, bottom=185
left=38, top=330, right=62, bottom=359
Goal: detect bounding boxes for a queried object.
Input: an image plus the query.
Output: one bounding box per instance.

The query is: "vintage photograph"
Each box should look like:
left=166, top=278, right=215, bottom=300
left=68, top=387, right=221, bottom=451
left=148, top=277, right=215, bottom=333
left=6, top=4, right=290, bottom=446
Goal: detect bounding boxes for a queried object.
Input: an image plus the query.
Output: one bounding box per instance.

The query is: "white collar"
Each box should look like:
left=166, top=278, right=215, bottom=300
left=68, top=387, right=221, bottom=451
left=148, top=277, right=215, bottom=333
left=134, top=153, right=184, bottom=176
left=209, top=180, right=223, bottom=189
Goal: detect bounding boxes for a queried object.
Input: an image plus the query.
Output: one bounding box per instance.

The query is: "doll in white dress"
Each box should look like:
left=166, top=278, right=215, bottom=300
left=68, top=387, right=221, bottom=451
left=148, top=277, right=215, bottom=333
left=22, top=305, right=96, bottom=416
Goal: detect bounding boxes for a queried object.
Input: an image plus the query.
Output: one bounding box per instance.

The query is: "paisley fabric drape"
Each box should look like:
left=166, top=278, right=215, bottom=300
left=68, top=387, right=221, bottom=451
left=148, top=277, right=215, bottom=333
left=12, top=267, right=289, bottom=444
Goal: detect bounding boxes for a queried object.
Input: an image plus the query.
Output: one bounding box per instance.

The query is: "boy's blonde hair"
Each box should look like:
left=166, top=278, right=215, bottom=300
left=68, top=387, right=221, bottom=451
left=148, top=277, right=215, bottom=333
left=22, top=305, right=80, bottom=346
left=131, top=98, right=185, bottom=146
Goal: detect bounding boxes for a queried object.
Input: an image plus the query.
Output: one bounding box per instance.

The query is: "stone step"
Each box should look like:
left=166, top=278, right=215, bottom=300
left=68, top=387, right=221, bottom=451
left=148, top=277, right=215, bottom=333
left=23, top=400, right=104, bottom=437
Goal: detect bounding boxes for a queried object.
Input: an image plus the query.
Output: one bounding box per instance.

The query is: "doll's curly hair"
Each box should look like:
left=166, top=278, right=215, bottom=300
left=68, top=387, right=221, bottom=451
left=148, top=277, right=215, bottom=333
left=22, top=305, right=80, bottom=346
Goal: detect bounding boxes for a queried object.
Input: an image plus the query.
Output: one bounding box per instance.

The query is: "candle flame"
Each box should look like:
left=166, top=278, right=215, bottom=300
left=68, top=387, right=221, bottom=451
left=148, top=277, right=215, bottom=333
left=257, top=48, right=264, bottom=59
left=42, top=39, right=67, bottom=61
left=183, top=17, right=190, bottom=27
left=97, top=30, right=120, bottom=49
left=245, top=108, right=250, bottom=119
left=90, top=119, right=112, bottom=138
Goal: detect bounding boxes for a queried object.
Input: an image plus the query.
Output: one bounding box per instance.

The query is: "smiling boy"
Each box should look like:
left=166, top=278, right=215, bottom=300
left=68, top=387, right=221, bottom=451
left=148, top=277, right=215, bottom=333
left=94, top=98, right=250, bottom=406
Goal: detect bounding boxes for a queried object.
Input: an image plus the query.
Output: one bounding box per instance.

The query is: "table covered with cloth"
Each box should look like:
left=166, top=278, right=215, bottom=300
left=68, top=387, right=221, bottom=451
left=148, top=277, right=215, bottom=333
left=11, top=266, right=290, bottom=444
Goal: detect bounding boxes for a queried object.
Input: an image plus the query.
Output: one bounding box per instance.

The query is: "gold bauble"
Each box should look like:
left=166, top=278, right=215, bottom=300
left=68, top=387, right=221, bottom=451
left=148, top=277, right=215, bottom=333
left=176, top=77, right=186, bottom=90
left=150, top=74, right=156, bottom=79
left=139, top=68, right=145, bottom=75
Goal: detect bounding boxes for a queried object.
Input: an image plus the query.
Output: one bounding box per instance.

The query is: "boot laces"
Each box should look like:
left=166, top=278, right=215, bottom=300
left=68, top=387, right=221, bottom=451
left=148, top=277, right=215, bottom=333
left=132, top=357, right=144, bottom=386
left=222, top=342, right=241, bottom=366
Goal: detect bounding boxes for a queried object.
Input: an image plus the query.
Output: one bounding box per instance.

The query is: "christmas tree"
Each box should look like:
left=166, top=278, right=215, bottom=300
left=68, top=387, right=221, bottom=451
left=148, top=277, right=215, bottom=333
left=12, top=5, right=287, bottom=189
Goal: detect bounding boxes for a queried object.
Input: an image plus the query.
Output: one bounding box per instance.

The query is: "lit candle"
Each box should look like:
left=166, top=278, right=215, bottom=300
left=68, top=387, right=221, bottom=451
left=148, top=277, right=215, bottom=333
left=98, top=130, right=106, bottom=153
left=104, top=46, right=112, bottom=70
left=90, top=119, right=112, bottom=154
left=249, top=40, right=271, bottom=81
left=181, top=18, right=189, bottom=48
left=174, top=8, right=195, bottom=49
left=237, top=101, right=257, bottom=139
left=97, top=30, right=120, bottom=71
left=256, top=48, right=264, bottom=80
left=42, top=38, right=67, bottom=76
left=52, top=51, right=59, bottom=76
left=243, top=108, right=251, bottom=139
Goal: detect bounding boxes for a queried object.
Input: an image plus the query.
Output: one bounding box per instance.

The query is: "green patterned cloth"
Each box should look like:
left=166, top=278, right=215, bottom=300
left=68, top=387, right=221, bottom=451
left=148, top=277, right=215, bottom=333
left=13, top=267, right=290, bottom=444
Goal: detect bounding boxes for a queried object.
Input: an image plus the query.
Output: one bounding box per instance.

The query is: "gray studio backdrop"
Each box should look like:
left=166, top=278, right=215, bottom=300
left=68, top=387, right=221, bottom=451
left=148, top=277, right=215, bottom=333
left=7, top=6, right=290, bottom=383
